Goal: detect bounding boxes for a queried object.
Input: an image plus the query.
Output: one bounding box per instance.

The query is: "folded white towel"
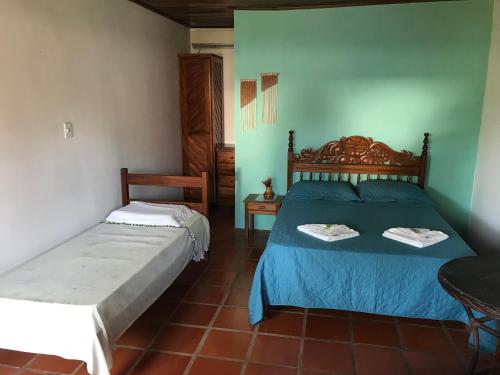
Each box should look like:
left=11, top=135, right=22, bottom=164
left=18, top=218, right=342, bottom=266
left=383, top=227, right=449, bottom=248
left=297, top=224, right=359, bottom=242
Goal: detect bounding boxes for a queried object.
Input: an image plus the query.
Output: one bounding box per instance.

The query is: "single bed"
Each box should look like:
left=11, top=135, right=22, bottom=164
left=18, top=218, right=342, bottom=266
left=0, top=169, right=210, bottom=375
left=249, top=132, right=476, bottom=326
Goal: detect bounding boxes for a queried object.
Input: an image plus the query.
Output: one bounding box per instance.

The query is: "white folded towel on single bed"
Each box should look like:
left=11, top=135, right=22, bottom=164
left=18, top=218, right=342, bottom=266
left=105, top=201, right=195, bottom=227
left=297, top=224, right=359, bottom=242
left=383, top=227, right=449, bottom=248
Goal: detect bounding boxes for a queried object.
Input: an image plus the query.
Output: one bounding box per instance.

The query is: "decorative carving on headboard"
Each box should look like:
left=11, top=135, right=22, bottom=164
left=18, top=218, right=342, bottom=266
left=294, top=136, right=420, bottom=166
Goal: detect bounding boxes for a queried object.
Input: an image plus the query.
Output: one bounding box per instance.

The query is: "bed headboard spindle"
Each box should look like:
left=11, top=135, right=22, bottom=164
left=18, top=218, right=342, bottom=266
left=120, top=168, right=209, bottom=216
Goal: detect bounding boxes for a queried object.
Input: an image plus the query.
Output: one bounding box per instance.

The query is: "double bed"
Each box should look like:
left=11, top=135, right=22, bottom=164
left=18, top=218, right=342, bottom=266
left=249, top=132, right=477, bottom=328
left=0, top=169, right=210, bottom=375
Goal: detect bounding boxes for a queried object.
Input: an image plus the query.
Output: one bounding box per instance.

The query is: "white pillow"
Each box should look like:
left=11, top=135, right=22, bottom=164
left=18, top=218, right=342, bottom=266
left=105, top=201, right=194, bottom=227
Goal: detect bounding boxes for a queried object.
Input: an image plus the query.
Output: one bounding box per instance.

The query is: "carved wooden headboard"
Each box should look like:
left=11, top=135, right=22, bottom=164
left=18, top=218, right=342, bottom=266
left=287, top=131, right=429, bottom=190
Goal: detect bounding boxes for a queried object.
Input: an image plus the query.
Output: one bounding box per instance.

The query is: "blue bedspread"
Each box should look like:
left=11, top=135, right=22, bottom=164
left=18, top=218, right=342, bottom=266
left=249, top=198, right=477, bottom=326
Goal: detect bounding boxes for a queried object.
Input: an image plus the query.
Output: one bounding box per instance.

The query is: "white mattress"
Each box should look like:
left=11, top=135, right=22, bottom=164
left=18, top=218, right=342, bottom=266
left=0, top=212, right=209, bottom=375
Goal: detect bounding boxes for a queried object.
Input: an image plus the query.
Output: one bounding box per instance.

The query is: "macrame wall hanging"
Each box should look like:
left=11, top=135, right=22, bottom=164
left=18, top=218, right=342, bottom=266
left=240, top=79, right=257, bottom=131
left=261, top=73, right=279, bottom=124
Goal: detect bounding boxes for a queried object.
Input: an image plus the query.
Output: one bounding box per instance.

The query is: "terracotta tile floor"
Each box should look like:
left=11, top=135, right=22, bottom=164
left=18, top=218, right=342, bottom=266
left=0, top=206, right=499, bottom=375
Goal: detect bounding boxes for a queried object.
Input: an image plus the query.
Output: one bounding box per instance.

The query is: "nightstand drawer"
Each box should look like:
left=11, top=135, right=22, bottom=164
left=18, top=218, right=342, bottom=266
left=247, top=201, right=278, bottom=212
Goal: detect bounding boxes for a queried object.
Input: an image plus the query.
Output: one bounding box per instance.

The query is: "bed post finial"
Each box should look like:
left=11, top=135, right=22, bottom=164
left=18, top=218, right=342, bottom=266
left=287, top=131, right=294, bottom=191
left=201, top=171, right=209, bottom=217
left=121, top=168, right=130, bottom=206
left=288, top=130, right=294, bottom=152
left=418, top=133, right=430, bottom=189
left=422, top=133, right=430, bottom=156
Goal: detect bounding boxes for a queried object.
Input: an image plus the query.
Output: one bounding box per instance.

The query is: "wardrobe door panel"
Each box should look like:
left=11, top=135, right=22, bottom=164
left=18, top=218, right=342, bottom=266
left=211, top=58, right=224, bottom=146
left=180, top=58, right=211, bottom=134
left=184, top=134, right=210, bottom=200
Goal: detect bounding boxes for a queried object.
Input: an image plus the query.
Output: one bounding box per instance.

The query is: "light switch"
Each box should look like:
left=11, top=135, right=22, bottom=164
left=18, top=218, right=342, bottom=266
left=63, top=122, right=74, bottom=139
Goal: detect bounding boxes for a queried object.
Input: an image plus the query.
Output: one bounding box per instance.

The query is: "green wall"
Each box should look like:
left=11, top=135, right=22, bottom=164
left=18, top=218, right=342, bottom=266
left=234, top=1, right=493, bottom=232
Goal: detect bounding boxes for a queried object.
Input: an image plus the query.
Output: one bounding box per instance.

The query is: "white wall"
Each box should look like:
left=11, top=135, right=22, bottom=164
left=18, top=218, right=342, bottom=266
left=0, top=0, right=189, bottom=273
left=190, top=29, right=235, bottom=144
left=469, top=0, right=500, bottom=255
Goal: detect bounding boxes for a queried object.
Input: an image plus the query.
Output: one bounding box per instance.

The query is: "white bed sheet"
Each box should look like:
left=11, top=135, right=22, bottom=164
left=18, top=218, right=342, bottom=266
left=0, top=212, right=209, bottom=375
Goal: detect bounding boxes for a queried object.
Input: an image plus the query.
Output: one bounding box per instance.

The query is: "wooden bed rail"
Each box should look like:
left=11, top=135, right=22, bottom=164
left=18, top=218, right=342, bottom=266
left=121, top=168, right=209, bottom=217
left=287, top=131, right=430, bottom=190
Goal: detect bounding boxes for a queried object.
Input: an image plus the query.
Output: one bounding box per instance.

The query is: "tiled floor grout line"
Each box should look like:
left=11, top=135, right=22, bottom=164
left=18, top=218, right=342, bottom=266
left=127, top=323, right=253, bottom=334
left=137, top=340, right=473, bottom=366
left=236, top=241, right=262, bottom=375
left=243, top=358, right=298, bottom=371
left=136, top=349, right=246, bottom=363
left=122, top=262, right=212, bottom=375
left=0, top=364, right=20, bottom=373
left=112, top=314, right=474, bottom=355
left=297, top=308, right=309, bottom=375
left=15, top=356, right=83, bottom=375
left=348, top=312, right=358, bottom=375
left=153, top=298, right=471, bottom=332
left=226, top=305, right=473, bottom=330
left=72, top=362, right=85, bottom=375
left=115, top=321, right=473, bottom=357
left=239, top=320, right=259, bottom=375
left=17, top=351, right=39, bottom=374
left=394, top=316, right=413, bottom=375
left=253, top=362, right=299, bottom=371
left=17, top=368, right=59, bottom=375
left=182, top=264, right=244, bottom=375
left=194, top=354, right=243, bottom=363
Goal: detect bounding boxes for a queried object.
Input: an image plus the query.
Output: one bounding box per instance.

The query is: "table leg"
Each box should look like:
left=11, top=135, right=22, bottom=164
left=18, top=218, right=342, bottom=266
left=464, top=306, right=481, bottom=375
left=467, top=326, right=480, bottom=375
left=248, top=213, right=255, bottom=245
left=466, top=316, right=500, bottom=375
left=245, top=207, right=249, bottom=239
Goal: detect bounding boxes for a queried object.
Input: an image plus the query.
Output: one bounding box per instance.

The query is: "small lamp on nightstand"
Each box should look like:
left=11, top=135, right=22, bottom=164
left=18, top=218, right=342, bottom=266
left=262, top=177, right=274, bottom=200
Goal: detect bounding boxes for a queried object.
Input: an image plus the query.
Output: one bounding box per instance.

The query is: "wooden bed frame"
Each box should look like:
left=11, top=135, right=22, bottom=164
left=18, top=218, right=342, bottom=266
left=121, top=168, right=209, bottom=217
left=287, top=131, right=430, bottom=190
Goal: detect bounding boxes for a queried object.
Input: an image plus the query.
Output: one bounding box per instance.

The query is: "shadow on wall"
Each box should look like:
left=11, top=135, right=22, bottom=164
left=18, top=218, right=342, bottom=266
left=468, top=213, right=500, bottom=256
left=426, top=187, right=469, bottom=234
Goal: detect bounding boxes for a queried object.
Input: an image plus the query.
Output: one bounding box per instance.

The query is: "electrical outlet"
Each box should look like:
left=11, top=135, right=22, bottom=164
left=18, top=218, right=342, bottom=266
left=63, top=122, right=74, bottom=139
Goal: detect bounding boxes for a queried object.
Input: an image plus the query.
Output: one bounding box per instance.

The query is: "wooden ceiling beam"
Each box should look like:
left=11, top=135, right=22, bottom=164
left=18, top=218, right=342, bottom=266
left=130, top=0, right=458, bottom=28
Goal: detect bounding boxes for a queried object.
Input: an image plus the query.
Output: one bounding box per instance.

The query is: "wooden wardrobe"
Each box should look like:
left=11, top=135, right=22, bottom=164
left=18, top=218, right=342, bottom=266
left=179, top=54, right=224, bottom=202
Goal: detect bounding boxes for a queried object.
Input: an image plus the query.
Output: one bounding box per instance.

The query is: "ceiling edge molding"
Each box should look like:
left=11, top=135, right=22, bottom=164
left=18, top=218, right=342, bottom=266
left=128, top=0, right=191, bottom=27
left=230, top=0, right=458, bottom=11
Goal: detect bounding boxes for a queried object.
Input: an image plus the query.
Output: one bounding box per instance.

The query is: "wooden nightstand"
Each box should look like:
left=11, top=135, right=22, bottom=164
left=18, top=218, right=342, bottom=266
left=244, top=194, right=284, bottom=239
